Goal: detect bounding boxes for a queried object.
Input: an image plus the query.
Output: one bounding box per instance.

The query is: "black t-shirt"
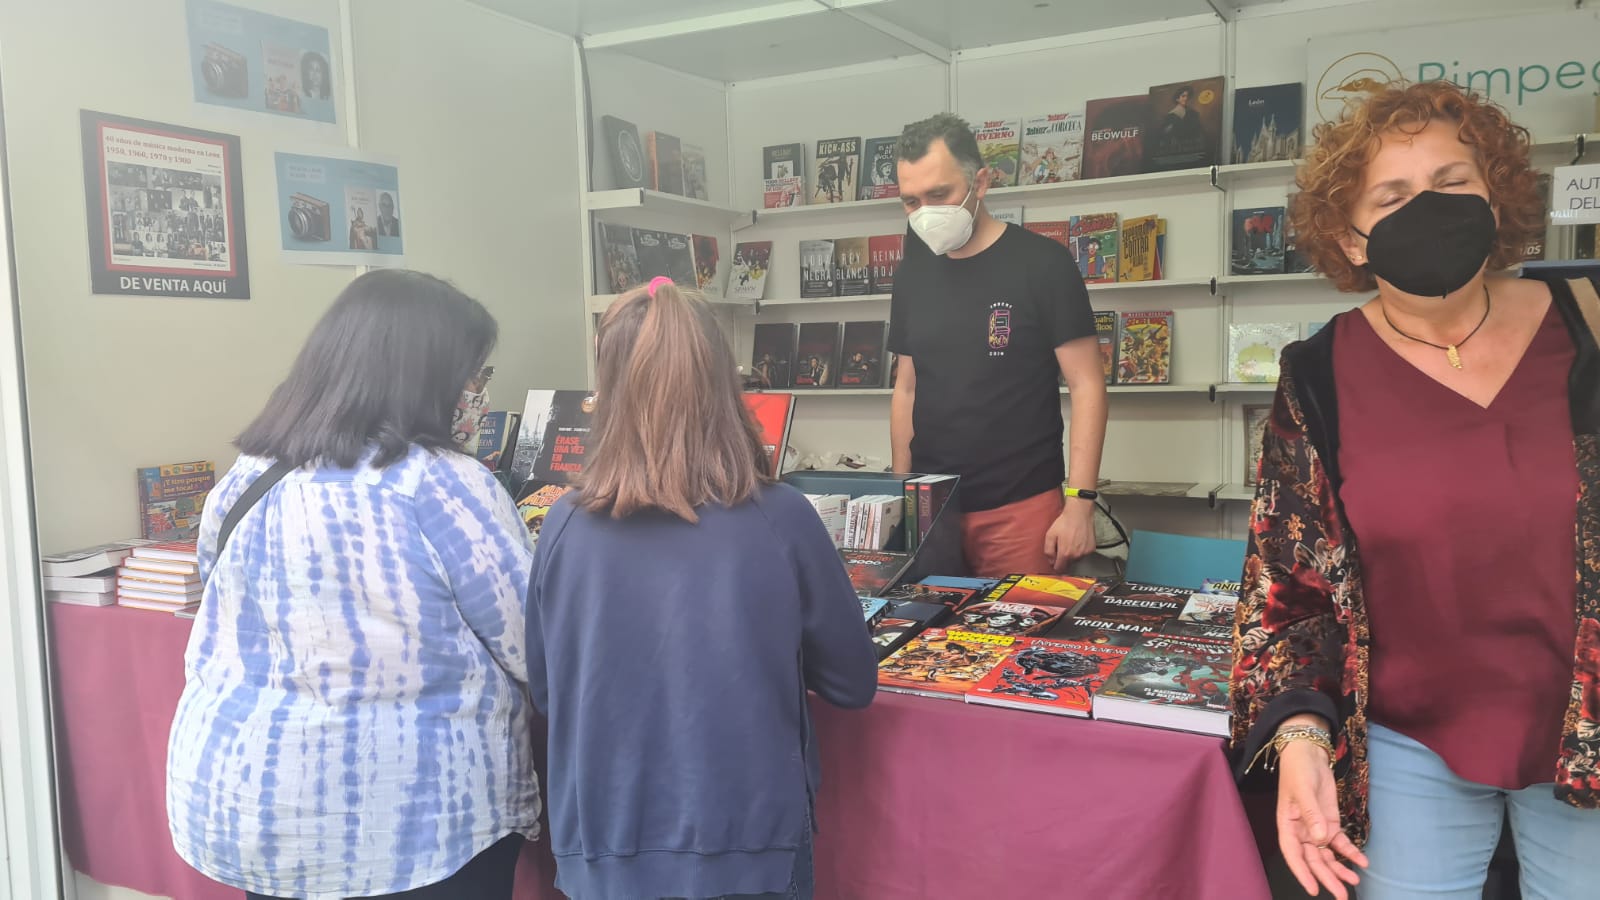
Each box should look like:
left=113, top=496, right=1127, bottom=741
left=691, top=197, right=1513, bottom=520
left=887, top=223, right=1096, bottom=512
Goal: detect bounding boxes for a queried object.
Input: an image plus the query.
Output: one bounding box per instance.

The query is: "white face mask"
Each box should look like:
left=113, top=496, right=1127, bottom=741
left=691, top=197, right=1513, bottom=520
left=907, top=185, right=976, bottom=256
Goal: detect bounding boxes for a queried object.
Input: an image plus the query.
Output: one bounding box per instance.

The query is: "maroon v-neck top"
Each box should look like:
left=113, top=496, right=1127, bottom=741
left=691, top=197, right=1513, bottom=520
left=1335, top=302, right=1578, bottom=789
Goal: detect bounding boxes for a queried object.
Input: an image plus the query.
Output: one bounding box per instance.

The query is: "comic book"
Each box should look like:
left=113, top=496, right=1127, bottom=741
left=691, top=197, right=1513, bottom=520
left=136, top=461, right=215, bottom=542
left=859, top=136, right=900, bottom=200
left=877, top=628, right=1016, bottom=701
left=1094, top=310, right=1118, bottom=385
left=1093, top=634, right=1231, bottom=735
left=1020, top=112, right=1085, bottom=184
left=1069, top=213, right=1120, bottom=284
left=811, top=137, right=860, bottom=204
left=1115, top=310, right=1173, bottom=385
left=973, top=119, right=1021, bottom=188
left=841, top=549, right=912, bottom=596
left=947, top=600, right=1069, bottom=638
left=1119, top=215, right=1164, bottom=283
left=967, top=638, right=1130, bottom=717
left=1082, top=95, right=1147, bottom=179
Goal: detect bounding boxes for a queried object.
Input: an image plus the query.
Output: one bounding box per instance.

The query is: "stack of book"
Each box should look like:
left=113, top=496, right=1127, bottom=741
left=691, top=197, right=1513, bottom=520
left=116, top=542, right=201, bottom=616
left=40, top=540, right=151, bottom=606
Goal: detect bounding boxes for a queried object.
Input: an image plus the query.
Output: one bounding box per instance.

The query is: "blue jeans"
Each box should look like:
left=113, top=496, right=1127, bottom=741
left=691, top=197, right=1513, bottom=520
left=1363, top=722, right=1600, bottom=899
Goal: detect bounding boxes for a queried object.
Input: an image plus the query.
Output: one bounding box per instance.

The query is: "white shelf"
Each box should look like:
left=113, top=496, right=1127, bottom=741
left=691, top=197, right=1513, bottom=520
left=1213, top=484, right=1257, bottom=503
left=986, top=166, right=1216, bottom=203
left=1215, top=272, right=1324, bottom=287
left=1098, top=481, right=1215, bottom=501
left=1090, top=278, right=1214, bottom=294
left=761, top=383, right=1216, bottom=399
left=753, top=197, right=904, bottom=226
left=584, top=189, right=755, bottom=227
left=785, top=388, right=894, bottom=397
left=756, top=293, right=893, bottom=307
left=1215, top=160, right=1298, bottom=184
left=1212, top=382, right=1277, bottom=394
left=587, top=293, right=754, bottom=314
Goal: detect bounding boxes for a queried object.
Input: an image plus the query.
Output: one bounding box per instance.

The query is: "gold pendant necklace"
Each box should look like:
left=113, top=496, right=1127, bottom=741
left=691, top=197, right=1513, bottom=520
left=1380, top=284, right=1491, bottom=370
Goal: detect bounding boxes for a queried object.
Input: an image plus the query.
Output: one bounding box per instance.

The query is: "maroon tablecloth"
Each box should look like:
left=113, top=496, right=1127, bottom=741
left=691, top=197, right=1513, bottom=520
left=49, top=604, right=1269, bottom=899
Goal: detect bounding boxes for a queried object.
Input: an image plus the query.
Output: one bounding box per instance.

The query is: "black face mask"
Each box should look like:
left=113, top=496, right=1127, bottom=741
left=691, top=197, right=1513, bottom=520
left=1352, top=190, right=1496, bottom=298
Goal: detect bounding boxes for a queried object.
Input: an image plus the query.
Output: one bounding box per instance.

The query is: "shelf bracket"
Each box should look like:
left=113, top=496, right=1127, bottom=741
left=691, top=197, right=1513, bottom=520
left=1208, top=276, right=1218, bottom=296
left=1208, top=384, right=1218, bottom=403
left=1574, top=133, right=1588, bottom=166
left=1208, top=165, right=1223, bottom=191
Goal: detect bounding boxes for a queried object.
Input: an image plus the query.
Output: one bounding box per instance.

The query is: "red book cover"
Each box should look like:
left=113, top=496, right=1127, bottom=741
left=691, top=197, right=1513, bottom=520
left=868, top=234, right=903, bottom=294
left=877, top=628, right=1016, bottom=701
left=841, top=549, right=911, bottom=596
left=982, top=574, right=1099, bottom=608
left=967, top=638, right=1130, bottom=717
left=1023, top=220, right=1070, bottom=249
left=949, top=599, right=1069, bottom=637
left=741, top=392, right=795, bottom=477
left=1082, top=95, right=1147, bottom=179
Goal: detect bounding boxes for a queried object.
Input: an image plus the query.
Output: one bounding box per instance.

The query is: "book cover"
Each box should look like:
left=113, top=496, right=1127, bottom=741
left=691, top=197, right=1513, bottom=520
left=514, top=481, right=574, bottom=543
left=763, top=176, right=804, bottom=209
left=1227, top=322, right=1298, bottom=383
left=837, top=321, right=888, bottom=388
left=1023, top=220, right=1070, bottom=250
left=950, top=600, right=1069, bottom=637
left=880, top=581, right=980, bottom=616
left=1020, top=112, right=1085, bottom=184
left=1243, top=403, right=1271, bottom=486
left=1094, top=634, right=1231, bottom=734
left=812, top=137, right=859, bottom=204
left=841, top=548, right=912, bottom=596
left=1115, top=311, right=1173, bottom=385
left=727, top=241, right=772, bottom=301
left=868, top=234, right=903, bottom=294
left=646, top=131, right=684, bottom=194
left=630, top=229, right=672, bottom=280
left=598, top=222, right=641, bottom=294
left=1094, top=310, right=1118, bottom=385
left=967, top=638, right=1130, bottom=717
left=473, top=411, right=513, bottom=470
left=1082, top=95, right=1147, bottom=179
left=680, top=143, right=709, bottom=201
left=600, top=115, right=646, bottom=189
left=877, top=628, right=1016, bottom=700
left=1283, top=192, right=1315, bottom=274
left=1145, top=76, right=1225, bottom=172
left=859, top=136, right=900, bottom=200
left=763, top=142, right=805, bottom=181
left=870, top=616, right=926, bottom=660
left=794, top=322, right=841, bottom=388
left=663, top=232, right=697, bottom=286
left=509, top=389, right=598, bottom=489
left=1231, top=207, right=1286, bottom=275
left=1159, top=591, right=1238, bottom=640
left=1070, top=213, right=1120, bottom=284
left=750, top=322, right=797, bottom=389
left=136, top=461, right=215, bottom=542
left=1119, top=215, right=1163, bottom=283
left=973, top=119, right=1021, bottom=188
left=1073, top=583, right=1189, bottom=624
left=692, top=234, right=720, bottom=297
left=982, top=574, right=1100, bottom=609
left=742, top=392, right=795, bottom=477
left=861, top=596, right=890, bottom=628
left=833, top=237, right=870, bottom=296
left=799, top=239, right=837, bottom=298
left=1231, top=83, right=1302, bottom=164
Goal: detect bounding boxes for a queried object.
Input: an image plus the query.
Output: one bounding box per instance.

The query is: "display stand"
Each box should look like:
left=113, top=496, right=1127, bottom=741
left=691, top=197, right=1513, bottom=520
left=781, top=469, right=965, bottom=582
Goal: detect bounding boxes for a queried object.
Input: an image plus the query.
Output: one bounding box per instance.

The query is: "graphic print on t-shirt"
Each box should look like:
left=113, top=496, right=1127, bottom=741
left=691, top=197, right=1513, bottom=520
left=988, top=302, right=1013, bottom=355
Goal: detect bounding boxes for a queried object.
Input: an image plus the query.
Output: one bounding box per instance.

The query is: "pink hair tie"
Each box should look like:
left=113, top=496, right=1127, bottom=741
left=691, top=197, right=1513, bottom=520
left=647, top=276, right=672, bottom=298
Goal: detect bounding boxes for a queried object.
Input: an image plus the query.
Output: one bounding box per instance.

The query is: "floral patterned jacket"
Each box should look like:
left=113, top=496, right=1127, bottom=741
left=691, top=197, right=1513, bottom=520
left=1228, top=275, right=1600, bottom=847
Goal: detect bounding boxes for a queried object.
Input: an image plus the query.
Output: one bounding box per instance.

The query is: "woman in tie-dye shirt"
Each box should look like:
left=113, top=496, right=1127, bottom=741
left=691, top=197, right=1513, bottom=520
left=166, top=270, right=539, bottom=900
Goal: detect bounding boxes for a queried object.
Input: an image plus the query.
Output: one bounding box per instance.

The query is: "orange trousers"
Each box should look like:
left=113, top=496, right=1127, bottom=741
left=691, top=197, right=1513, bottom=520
left=960, top=488, right=1064, bottom=579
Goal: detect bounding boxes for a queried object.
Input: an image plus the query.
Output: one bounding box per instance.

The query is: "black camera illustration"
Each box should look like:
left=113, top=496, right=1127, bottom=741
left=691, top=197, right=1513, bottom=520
left=287, top=193, right=331, bottom=243
left=201, top=43, right=248, bottom=99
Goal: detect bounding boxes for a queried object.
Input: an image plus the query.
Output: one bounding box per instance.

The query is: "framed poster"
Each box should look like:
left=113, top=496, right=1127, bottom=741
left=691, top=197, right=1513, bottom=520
left=274, top=150, right=404, bottom=265
left=80, top=110, right=249, bottom=299
left=185, top=0, right=337, bottom=124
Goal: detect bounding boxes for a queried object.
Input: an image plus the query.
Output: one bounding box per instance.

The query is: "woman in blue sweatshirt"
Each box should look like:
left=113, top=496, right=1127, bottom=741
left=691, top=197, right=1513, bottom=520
left=526, top=276, right=879, bottom=900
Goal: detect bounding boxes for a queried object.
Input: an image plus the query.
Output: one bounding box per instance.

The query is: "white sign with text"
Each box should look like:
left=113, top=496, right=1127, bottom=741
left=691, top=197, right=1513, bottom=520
left=1551, top=164, right=1600, bottom=224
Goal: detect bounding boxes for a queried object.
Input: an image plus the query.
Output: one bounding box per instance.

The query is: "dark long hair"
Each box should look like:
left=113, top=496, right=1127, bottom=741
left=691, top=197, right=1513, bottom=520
left=238, top=269, right=497, bottom=469
left=578, top=279, right=770, bottom=522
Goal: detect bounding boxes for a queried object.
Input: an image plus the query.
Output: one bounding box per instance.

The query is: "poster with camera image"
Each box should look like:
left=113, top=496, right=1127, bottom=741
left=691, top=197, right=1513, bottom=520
left=274, top=150, right=404, bottom=265
left=186, top=0, right=336, bottom=124
left=80, top=110, right=250, bottom=299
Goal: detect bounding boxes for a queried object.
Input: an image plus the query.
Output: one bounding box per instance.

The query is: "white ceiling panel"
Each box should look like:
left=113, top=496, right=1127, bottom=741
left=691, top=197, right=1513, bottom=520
left=866, top=0, right=1217, bottom=51
left=613, top=11, right=926, bottom=83
left=469, top=0, right=832, bottom=38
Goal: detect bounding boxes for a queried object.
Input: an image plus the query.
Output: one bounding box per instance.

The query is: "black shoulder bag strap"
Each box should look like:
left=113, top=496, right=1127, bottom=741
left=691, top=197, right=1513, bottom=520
left=216, top=460, right=295, bottom=559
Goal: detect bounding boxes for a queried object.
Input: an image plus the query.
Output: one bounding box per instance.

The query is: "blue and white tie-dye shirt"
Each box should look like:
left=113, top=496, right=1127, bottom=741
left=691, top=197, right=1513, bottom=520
left=166, top=446, right=539, bottom=899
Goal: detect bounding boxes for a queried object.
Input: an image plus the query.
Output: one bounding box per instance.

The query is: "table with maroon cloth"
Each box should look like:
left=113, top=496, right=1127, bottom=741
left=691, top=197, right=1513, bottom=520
left=49, top=604, right=1270, bottom=900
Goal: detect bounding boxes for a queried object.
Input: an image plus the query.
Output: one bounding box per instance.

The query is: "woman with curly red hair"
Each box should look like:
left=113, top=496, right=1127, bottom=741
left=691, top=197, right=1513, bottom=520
left=1229, top=79, right=1600, bottom=899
